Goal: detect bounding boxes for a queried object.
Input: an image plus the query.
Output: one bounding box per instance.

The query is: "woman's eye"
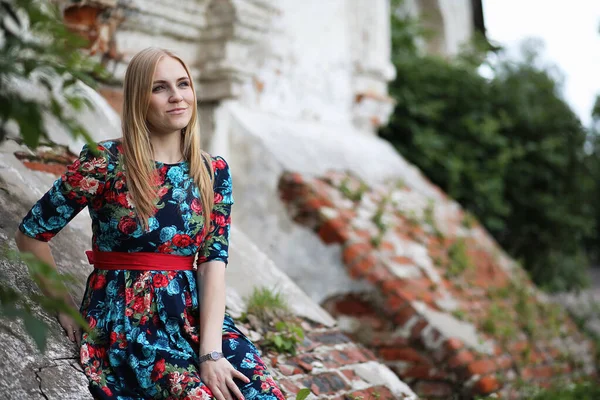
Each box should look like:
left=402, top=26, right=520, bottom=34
left=179, top=81, right=190, bottom=87
left=152, top=85, right=164, bottom=92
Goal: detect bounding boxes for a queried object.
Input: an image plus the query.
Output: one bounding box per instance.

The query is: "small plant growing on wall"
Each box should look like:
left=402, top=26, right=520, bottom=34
left=244, top=286, right=305, bottom=356
left=445, top=238, right=473, bottom=278
left=262, top=320, right=305, bottom=356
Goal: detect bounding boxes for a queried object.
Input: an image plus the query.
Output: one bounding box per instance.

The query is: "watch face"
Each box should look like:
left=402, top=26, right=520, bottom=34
left=210, top=351, right=220, bottom=360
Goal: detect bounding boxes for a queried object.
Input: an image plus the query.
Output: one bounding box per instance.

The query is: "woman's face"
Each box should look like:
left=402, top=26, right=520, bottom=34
left=146, top=56, right=194, bottom=136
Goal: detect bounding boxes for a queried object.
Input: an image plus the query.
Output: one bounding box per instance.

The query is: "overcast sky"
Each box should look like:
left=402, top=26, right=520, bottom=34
left=482, top=0, right=600, bottom=126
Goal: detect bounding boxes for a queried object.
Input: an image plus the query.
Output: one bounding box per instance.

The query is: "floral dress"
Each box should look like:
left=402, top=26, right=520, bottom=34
left=19, top=140, right=284, bottom=400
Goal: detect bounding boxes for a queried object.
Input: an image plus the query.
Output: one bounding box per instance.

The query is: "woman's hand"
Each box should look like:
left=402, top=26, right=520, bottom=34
left=200, top=358, right=250, bottom=400
left=56, top=297, right=82, bottom=346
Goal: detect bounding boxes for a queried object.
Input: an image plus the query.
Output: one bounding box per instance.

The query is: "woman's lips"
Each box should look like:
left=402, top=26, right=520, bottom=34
left=167, top=108, right=187, bottom=115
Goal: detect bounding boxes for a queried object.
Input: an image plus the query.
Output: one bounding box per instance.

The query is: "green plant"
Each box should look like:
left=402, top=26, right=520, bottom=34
left=445, top=238, right=472, bottom=278
left=245, top=287, right=290, bottom=325
left=0, top=0, right=108, bottom=147
left=339, top=176, right=368, bottom=202
left=370, top=233, right=383, bottom=249
left=295, top=388, right=311, bottom=400
left=382, top=0, right=596, bottom=292
left=462, top=212, right=477, bottom=229
left=261, top=320, right=305, bottom=356
left=372, top=196, right=390, bottom=231
left=424, top=200, right=443, bottom=239
left=452, top=309, right=467, bottom=321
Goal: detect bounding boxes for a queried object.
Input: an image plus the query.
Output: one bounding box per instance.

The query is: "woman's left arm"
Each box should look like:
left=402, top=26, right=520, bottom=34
left=197, top=260, right=226, bottom=357
left=196, top=156, right=249, bottom=400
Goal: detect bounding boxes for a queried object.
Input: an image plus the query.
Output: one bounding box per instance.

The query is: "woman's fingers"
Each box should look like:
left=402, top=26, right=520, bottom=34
left=74, top=327, right=82, bottom=347
left=232, top=369, right=250, bottom=384
left=221, top=382, right=235, bottom=400
left=65, top=326, right=75, bottom=342
left=211, top=386, right=226, bottom=400
left=226, top=377, right=245, bottom=400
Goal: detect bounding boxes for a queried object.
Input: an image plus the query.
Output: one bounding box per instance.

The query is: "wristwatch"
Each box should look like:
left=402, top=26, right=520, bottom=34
left=199, top=350, right=224, bottom=364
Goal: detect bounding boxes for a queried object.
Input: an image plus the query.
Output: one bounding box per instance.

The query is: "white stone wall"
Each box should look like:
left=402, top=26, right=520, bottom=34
left=402, top=0, right=475, bottom=57
left=437, top=0, right=475, bottom=56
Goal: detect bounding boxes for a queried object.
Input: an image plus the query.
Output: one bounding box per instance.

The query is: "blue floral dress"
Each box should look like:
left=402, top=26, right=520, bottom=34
left=19, top=140, right=284, bottom=400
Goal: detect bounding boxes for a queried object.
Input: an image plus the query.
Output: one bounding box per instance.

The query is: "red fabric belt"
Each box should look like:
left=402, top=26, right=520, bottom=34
left=86, top=250, right=195, bottom=271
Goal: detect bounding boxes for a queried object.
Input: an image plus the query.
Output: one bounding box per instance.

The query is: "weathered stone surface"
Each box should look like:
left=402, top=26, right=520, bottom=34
left=276, top=169, right=597, bottom=398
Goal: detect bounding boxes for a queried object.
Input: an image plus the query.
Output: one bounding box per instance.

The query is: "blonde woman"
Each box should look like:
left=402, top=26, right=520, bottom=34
left=16, top=47, right=284, bottom=400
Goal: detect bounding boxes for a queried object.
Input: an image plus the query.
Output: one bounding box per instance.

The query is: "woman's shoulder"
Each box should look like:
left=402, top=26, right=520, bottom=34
left=207, top=154, right=230, bottom=172
left=95, top=138, right=123, bottom=161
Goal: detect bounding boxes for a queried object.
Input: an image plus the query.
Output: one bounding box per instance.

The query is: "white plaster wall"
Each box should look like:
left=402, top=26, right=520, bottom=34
left=236, top=0, right=354, bottom=125
left=398, top=0, right=475, bottom=57
left=438, top=0, right=474, bottom=56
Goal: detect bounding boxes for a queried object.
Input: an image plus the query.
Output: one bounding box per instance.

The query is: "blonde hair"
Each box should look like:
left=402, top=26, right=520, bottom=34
left=121, top=47, right=214, bottom=235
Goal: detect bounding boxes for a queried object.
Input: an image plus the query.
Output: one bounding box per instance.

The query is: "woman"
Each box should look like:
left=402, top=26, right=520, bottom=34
left=15, top=47, right=284, bottom=400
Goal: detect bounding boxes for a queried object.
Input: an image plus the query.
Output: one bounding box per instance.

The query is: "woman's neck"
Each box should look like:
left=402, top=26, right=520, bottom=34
left=149, top=131, right=184, bottom=164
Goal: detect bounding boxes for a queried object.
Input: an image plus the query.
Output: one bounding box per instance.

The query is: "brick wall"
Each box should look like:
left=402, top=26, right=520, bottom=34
left=278, top=170, right=597, bottom=399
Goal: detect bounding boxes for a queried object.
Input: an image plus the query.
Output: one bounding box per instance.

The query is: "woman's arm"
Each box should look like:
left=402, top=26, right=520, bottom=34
left=197, top=261, right=249, bottom=400
left=197, top=260, right=226, bottom=355
left=14, top=230, right=81, bottom=345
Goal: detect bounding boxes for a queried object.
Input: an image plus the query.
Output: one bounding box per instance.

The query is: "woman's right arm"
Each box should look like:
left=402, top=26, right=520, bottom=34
left=15, top=229, right=82, bottom=345
left=14, top=142, right=110, bottom=345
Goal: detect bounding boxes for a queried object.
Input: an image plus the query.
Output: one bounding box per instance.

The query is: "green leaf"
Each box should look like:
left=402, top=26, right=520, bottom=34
left=22, top=312, right=48, bottom=353
left=295, top=388, right=311, bottom=400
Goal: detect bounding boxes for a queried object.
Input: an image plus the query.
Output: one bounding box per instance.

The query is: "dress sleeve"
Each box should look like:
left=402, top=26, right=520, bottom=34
left=18, top=143, right=109, bottom=242
left=197, top=156, right=234, bottom=265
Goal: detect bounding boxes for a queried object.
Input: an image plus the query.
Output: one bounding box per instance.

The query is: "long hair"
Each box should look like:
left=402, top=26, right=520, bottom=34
left=121, top=47, right=214, bottom=235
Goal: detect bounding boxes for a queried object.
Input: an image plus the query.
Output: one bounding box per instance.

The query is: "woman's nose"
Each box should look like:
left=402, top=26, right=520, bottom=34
left=169, top=90, right=183, bottom=102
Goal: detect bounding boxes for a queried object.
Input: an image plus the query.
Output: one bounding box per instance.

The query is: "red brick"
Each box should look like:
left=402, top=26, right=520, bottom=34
left=468, top=359, right=497, bottom=376
left=473, top=375, right=501, bottom=395
left=349, top=254, right=378, bottom=278
left=364, top=263, right=392, bottom=284
left=277, top=378, right=302, bottom=395
left=448, top=350, right=475, bottom=369
left=402, top=364, right=435, bottom=380
left=342, top=242, right=372, bottom=266
left=410, top=318, right=429, bottom=339
left=380, top=241, right=395, bottom=251
left=379, top=347, right=426, bottom=362
left=22, top=161, right=67, bottom=176
left=385, top=294, right=409, bottom=310
left=341, top=369, right=360, bottom=381
left=98, top=87, right=124, bottom=116
left=444, top=338, right=464, bottom=353
left=496, top=355, right=513, bottom=370
left=277, top=363, right=302, bottom=376
left=301, top=372, right=350, bottom=396
left=333, top=296, right=373, bottom=316
left=393, top=304, right=417, bottom=326
left=318, top=218, right=349, bottom=244
left=521, top=366, right=555, bottom=380
left=330, top=347, right=368, bottom=366
left=344, top=386, right=395, bottom=400
left=414, top=381, right=453, bottom=398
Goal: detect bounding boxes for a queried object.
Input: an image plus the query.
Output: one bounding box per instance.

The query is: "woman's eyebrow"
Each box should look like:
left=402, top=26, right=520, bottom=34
left=152, top=77, right=189, bottom=84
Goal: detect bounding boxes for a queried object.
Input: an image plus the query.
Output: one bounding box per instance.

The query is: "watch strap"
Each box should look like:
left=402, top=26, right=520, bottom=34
left=199, top=350, right=224, bottom=364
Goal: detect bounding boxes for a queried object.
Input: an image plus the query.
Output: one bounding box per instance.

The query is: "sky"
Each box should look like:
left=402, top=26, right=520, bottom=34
left=482, top=0, right=600, bottom=126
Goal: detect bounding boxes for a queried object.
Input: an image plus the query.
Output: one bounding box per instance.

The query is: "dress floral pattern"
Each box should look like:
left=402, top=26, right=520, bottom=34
left=19, top=140, right=284, bottom=400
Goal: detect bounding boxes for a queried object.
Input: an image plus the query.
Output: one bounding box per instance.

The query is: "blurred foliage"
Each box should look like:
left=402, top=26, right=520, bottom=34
left=584, top=95, right=600, bottom=263
left=0, top=0, right=107, bottom=147
left=381, top=0, right=597, bottom=291
left=0, top=0, right=107, bottom=350
left=1, top=246, right=91, bottom=352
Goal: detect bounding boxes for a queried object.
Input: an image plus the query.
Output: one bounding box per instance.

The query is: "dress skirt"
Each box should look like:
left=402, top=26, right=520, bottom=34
left=79, top=268, right=284, bottom=400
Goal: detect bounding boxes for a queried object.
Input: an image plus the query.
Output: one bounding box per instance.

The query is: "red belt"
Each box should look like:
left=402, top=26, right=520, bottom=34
left=86, top=250, right=195, bottom=271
